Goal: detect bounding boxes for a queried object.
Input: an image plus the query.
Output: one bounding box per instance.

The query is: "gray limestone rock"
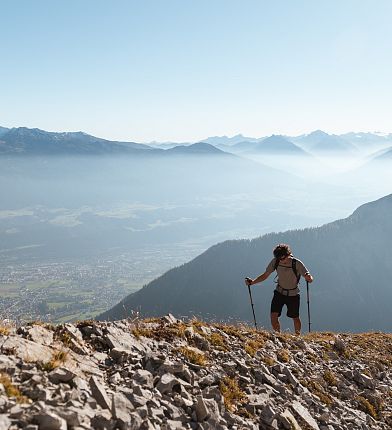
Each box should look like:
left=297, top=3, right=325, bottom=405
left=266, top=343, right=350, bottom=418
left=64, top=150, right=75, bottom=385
left=33, top=410, right=67, bottom=430
left=1, top=337, right=53, bottom=362
left=354, top=371, right=376, bottom=389
left=48, top=367, right=76, bottom=384
left=278, top=409, right=302, bottom=430
left=89, top=376, right=111, bottom=410
left=24, top=325, right=54, bottom=346
left=0, top=415, right=10, bottom=430
left=156, top=373, right=182, bottom=395
left=192, top=333, right=210, bottom=351
left=103, top=326, right=146, bottom=353
left=291, top=400, right=320, bottom=430
left=132, top=369, right=154, bottom=388
left=161, top=314, right=180, bottom=325
left=109, top=348, right=131, bottom=364
left=195, top=395, right=209, bottom=421
left=112, top=392, right=135, bottom=422
left=90, top=410, right=115, bottom=430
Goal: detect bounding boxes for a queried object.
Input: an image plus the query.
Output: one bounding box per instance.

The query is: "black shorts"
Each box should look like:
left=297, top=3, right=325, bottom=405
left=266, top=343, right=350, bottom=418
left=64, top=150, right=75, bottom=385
left=270, top=290, right=300, bottom=318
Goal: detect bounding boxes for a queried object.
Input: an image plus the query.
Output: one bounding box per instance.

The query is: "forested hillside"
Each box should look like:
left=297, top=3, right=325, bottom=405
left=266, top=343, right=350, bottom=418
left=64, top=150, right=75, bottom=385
left=98, top=194, right=392, bottom=332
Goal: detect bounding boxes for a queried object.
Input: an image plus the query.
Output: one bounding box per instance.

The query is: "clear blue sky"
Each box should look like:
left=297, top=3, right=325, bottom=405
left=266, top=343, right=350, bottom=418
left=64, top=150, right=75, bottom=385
left=1, top=0, right=392, bottom=142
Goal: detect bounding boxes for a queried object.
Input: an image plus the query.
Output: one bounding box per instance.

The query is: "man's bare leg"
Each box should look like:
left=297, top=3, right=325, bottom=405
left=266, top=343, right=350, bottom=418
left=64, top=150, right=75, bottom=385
left=271, top=312, right=281, bottom=333
left=293, top=317, right=301, bottom=335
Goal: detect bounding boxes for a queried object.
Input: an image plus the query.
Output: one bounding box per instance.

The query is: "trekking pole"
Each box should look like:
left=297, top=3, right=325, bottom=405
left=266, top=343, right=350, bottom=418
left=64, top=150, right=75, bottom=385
left=306, top=280, right=311, bottom=333
left=247, top=283, right=258, bottom=330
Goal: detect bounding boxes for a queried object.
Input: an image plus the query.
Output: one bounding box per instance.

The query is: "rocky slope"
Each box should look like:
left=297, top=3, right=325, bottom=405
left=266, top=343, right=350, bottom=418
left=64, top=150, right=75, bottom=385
left=1, top=316, right=392, bottom=430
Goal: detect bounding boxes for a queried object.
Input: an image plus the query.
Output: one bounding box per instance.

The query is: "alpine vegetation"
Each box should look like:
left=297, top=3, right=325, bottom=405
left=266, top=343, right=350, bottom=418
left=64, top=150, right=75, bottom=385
left=1, top=316, right=392, bottom=429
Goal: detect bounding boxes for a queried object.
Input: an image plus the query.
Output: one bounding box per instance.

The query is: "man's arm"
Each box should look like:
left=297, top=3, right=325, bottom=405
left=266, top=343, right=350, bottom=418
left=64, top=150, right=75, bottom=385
left=298, top=260, right=314, bottom=283
left=245, top=271, right=272, bottom=286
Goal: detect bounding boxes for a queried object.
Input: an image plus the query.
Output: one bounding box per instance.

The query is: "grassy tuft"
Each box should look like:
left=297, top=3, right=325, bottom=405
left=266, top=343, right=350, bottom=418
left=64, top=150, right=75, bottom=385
left=132, top=322, right=187, bottom=342
left=214, top=324, right=246, bottom=341
left=277, top=349, right=290, bottom=363
left=356, top=396, right=378, bottom=419
left=323, top=369, right=338, bottom=386
left=177, top=346, right=207, bottom=366
left=303, top=379, right=334, bottom=406
left=207, top=332, right=227, bottom=350
left=40, top=349, right=68, bottom=372
left=244, top=339, right=265, bottom=357
left=0, top=326, right=10, bottom=336
left=219, top=376, right=247, bottom=412
left=132, top=327, right=154, bottom=339
left=0, top=373, right=30, bottom=403
left=261, top=355, right=276, bottom=366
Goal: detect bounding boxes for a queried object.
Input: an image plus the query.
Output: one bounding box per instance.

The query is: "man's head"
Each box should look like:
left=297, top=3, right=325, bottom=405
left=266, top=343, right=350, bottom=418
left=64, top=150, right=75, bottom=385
left=273, top=243, right=292, bottom=260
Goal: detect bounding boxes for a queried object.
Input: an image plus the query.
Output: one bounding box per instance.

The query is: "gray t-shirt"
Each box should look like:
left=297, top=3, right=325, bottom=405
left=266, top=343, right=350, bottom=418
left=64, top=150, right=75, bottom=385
left=266, top=256, right=309, bottom=295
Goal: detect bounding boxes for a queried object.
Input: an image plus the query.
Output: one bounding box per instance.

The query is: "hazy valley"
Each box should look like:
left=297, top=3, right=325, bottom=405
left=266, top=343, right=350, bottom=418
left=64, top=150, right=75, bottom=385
left=1, top=127, right=391, bottom=325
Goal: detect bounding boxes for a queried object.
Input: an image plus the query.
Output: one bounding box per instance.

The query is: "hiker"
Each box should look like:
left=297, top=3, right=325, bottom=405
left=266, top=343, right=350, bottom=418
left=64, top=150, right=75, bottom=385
left=245, top=243, right=313, bottom=335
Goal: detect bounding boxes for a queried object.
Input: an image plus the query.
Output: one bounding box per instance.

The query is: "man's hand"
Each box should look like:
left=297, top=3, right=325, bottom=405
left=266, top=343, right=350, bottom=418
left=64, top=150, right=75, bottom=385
left=245, top=277, right=253, bottom=286
left=305, top=274, right=313, bottom=283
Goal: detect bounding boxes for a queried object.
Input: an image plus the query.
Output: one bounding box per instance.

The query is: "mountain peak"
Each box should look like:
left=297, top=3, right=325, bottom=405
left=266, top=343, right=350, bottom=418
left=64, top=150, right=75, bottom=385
left=167, top=142, right=228, bottom=155
left=307, top=130, right=329, bottom=137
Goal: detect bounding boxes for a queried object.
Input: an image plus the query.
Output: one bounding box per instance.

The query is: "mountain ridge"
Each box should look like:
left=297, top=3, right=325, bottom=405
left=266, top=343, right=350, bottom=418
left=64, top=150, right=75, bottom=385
left=0, top=316, right=391, bottom=429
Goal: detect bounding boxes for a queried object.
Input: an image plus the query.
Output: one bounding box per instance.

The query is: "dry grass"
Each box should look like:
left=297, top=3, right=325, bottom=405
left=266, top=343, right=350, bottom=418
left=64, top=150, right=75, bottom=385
left=261, top=355, right=276, bottom=366
left=177, top=346, right=207, bottom=366
left=0, top=326, right=10, bottom=336
left=132, top=322, right=187, bottom=342
left=356, top=396, right=378, bottom=419
left=303, top=379, right=334, bottom=407
left=244, top=339, right=265, bottom=357
left=40, top=349, right=68, bottom=372
left=220, top=376, right=247, bottom=412
left=323, top=369, right=338, bottom=386
left=132, top=327, right=155, bottom=339
left=277, top=349, right=290, bottom=363
left=27, top=321, right=56, bottom=331
left=213, top=324, right=247, bottom=341
left=207, top=332, right=227, bottom=350
left=0, top=373, right=30, bottom=403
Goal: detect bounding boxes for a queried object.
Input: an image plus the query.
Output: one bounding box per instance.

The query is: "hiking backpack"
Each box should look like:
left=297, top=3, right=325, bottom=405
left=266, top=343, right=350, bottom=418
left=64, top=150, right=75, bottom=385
left=273, top=257, right=301, bottom=284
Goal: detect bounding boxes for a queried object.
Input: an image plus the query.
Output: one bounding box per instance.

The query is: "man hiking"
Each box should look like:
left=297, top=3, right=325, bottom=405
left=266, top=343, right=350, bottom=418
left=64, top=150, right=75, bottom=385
left=245, top=243, right=313, bottom=335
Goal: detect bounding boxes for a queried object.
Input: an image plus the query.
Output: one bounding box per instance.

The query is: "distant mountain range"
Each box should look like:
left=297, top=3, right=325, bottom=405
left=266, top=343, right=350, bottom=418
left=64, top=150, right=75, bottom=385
left=0, top=127, right=226, bottom=157
left=2, top=126, right=392, bottom=158
left=98, top=193, right=392, bottom=332
left=0, top=127, right=156, bottom=155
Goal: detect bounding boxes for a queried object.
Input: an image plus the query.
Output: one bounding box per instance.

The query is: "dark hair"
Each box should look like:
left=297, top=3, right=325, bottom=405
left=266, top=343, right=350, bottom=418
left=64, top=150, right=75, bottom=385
left=273, top=243, right=292, bottom=259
